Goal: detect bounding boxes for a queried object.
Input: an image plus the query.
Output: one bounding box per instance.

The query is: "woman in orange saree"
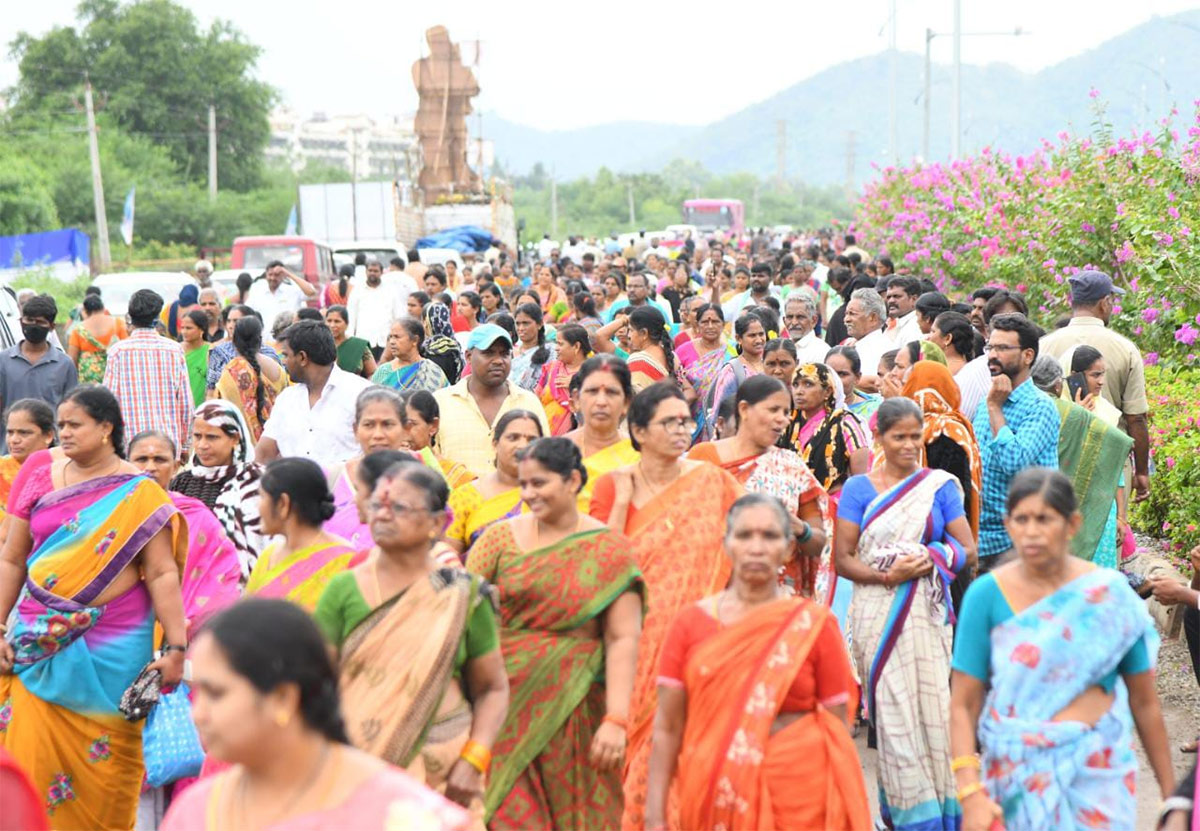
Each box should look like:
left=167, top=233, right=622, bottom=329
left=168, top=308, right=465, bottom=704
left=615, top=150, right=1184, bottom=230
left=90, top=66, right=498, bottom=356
left=535, top=324, right=591, bottom=436
left=644, top=494, right=869, bottom=831
left=589, top=382, right=742, bottom=830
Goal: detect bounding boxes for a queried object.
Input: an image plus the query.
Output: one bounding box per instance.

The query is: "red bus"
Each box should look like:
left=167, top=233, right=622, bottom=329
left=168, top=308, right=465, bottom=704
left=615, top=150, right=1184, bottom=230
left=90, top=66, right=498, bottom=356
left=682, top=199, right=745, bottom=237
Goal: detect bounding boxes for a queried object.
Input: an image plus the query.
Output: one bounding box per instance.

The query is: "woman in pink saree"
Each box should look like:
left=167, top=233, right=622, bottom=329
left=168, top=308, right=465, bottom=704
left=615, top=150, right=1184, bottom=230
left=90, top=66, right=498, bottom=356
left=244, top=459, right=356, bottom=611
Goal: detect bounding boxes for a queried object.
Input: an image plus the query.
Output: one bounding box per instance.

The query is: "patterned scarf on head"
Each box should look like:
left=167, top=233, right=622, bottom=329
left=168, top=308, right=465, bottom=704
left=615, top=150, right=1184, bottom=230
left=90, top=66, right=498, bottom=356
left=421, top=303, right=465, bottom=380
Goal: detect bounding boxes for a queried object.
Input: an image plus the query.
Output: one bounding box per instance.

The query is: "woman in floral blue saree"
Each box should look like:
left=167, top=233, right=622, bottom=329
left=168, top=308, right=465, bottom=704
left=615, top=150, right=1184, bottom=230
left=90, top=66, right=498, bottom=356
left=949, top=469, right=1173, bottom=831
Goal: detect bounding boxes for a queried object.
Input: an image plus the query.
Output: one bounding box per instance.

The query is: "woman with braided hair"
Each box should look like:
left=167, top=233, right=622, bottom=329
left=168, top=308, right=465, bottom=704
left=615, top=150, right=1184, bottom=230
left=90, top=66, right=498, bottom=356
left=170, top=400, right=266, bottom=581
left=215, top=315, right=288, bottom=443
left=625, top=305, right=681, bottom=394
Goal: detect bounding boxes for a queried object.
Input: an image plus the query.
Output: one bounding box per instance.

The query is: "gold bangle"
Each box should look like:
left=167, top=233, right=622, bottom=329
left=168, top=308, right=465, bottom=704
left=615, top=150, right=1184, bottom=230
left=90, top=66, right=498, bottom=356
left=956, top=782, right=987, bottom=803
left=460, top=740, right=491, bottom=774
left=950, top=754, right=981, bottom=772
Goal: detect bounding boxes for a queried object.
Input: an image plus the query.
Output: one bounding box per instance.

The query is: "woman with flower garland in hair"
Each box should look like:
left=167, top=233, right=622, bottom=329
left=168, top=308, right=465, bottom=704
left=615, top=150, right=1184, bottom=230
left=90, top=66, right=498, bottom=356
left=468, top=438, right=643, bottom=829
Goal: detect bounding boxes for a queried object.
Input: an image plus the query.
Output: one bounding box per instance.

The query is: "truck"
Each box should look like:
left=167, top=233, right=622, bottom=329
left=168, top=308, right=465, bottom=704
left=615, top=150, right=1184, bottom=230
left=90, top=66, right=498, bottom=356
left=298, top=181, right=517, bottom=253
left=682, top=198, right=745, bottom=237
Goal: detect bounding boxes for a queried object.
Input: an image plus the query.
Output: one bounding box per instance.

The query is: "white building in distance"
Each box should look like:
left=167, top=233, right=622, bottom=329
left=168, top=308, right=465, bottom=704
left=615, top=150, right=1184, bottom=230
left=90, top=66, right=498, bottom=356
left=267, top=109, right=419, bottom=180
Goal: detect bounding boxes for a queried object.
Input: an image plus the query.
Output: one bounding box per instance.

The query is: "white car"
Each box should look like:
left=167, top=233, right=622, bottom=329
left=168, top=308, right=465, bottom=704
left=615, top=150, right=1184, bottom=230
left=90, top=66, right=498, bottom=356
left=90, top=272, right=196, bottom=318
left=414, top=248, right=464, bottom=271
left=208, top=268, right=252, bottom=302
left=333, top=240, right=407, bottom=268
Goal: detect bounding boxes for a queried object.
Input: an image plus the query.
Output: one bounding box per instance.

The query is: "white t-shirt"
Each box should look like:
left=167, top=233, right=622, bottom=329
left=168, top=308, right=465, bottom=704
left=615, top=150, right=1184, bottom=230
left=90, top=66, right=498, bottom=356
left=246, top=280, right=306, bottom=335
left=847, top=329, right=892, bottom=378
left=260, top=366, right=373, bottom=465
left=885, top=310, right=923, bottom=348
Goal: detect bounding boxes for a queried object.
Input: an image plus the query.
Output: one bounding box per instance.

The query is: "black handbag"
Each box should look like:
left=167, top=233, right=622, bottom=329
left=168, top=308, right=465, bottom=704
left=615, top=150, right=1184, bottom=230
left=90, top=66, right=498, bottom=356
left=118, top=662, right=162, bottom=722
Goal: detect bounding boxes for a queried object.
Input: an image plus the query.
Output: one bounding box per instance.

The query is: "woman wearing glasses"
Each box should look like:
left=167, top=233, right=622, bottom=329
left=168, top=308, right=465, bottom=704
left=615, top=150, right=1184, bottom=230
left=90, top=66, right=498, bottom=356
left=589, top=382, right=743, bottom=830
left=315, top=460, right=509, bottom=825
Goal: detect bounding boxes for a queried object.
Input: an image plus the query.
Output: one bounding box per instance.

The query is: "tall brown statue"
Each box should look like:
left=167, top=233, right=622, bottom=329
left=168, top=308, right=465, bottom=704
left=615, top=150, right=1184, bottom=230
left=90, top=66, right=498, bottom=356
left=412, top=26, right=482, bottom=201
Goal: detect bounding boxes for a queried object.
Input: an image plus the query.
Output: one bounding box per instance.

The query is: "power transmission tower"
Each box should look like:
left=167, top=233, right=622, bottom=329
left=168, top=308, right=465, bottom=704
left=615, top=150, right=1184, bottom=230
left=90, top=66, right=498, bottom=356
left=84, top=75, right=112, bottom=270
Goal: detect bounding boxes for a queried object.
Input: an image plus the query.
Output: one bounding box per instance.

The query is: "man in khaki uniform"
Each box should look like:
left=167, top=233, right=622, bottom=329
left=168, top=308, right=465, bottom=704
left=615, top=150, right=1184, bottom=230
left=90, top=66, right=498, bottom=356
left=1040, top=270, right=1150, bottom=501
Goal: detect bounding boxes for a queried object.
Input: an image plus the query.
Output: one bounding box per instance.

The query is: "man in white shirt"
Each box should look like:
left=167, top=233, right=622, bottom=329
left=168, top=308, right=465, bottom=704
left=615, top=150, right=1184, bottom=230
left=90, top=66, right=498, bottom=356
left=255, top=320, right=372, bottom=465
left=347, top=259, right=406, bottom=359
left=783, top=292, right=831, bottom=365
left=842, top=288, right=891, bottom=383
left=720, top=263, right=782, bottom=320
left=536, top=235, right=558, bottom=262
left=245, top=261, right=317, bottom=335
left=882, top=275, right=923, bottom=346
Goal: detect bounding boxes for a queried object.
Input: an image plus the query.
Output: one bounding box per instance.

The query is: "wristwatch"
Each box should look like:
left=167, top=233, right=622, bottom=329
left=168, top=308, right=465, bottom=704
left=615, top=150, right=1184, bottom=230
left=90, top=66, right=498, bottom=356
left=157, top=644, right=187, bottom=658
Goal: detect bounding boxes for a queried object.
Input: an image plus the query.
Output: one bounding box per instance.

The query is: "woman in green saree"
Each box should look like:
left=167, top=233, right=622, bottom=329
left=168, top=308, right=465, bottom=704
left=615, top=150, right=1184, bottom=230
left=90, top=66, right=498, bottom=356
left=179, top=309, right=211, bottom=407
left=1030, top=354, right=1132, bottom=566
left=466, top=438, right=644, bottom=830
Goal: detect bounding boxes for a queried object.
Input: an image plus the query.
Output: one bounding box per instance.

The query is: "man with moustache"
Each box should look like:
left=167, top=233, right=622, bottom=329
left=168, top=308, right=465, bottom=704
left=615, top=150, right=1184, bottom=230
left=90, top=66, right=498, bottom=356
left=433, top=324, right=547, bottom=477
left=972, top=313, right=1060, bottom=571
left=882, top=275, right=923, bottom=345
left=347, top=258, right=407, bottom=360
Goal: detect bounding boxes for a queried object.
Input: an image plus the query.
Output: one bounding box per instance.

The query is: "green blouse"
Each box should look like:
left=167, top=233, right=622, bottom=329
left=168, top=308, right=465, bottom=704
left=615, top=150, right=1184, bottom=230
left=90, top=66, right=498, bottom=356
left=314, top=569, right=499, bottom=673
left=336, top=337, right=373, bottom=375
left=185, top=343, right=210, bottom=407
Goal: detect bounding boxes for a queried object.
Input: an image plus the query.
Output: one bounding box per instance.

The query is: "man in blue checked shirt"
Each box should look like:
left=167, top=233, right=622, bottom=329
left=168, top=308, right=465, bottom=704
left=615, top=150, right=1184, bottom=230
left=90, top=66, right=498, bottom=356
left=972, top=313, right=1061, bottom=570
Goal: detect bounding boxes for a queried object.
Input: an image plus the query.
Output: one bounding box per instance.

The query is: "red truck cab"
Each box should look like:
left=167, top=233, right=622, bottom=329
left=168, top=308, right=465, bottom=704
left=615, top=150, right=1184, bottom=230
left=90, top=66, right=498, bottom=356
left=230, top=236, right=335, bottom=291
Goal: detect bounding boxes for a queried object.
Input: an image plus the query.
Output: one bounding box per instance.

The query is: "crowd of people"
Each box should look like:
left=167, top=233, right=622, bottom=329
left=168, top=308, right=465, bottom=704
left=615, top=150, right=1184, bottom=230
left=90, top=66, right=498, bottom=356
left=0, top=228, right=1196, bottom=831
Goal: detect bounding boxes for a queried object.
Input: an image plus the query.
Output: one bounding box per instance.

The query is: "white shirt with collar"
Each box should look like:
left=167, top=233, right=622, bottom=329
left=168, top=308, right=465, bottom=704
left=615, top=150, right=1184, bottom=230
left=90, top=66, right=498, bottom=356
left=955, top=354, right=992, bottom=421
left=792, top=330, right=832, bottom=366
left=246, top=280, right=305, bottom=335
left=347, top=281, right=406, bottom=348
left=845, top=328, right=892, bottom=378
left=885, top=310, right=923, bottom=347
left=260, top=366, right=373, bottom=465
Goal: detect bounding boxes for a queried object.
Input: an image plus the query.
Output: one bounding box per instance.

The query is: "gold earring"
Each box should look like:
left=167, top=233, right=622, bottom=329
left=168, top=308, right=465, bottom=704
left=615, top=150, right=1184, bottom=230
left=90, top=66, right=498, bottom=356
left=274, top=710, right=290, bottom=728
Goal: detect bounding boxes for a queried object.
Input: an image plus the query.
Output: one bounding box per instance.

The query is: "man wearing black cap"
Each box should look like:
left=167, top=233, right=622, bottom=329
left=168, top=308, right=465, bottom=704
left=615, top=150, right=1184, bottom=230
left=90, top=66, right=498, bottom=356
left=1040, top=270, right=1150, bottom=501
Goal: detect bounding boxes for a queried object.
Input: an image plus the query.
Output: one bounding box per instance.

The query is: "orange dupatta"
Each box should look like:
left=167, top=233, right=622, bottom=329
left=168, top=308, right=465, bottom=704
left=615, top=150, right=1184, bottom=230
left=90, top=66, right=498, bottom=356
left=592, top=463, right=741, bottom=831
left=902, top=362, right=983, bottom=536
left=676, top=599, right=869, bottom=831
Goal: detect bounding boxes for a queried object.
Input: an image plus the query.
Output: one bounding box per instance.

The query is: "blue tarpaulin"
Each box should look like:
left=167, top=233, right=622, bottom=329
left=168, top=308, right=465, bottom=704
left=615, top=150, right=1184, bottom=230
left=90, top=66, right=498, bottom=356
left=415, top=225, right=495, bottom=253
left=0, top=228, right=90, bottom=270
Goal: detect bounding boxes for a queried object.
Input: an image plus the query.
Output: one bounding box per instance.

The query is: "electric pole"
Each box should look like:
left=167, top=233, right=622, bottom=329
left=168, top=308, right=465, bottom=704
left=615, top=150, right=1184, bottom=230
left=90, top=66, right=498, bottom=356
left=208, top=103, right=217, bottom=202
left=626, top=179, right=636, bottom=225
left=889, top=0, right=899, bottom=164
left=844, top=131, right=857, bottom=199
left=84, top=75, right=112, bottom=271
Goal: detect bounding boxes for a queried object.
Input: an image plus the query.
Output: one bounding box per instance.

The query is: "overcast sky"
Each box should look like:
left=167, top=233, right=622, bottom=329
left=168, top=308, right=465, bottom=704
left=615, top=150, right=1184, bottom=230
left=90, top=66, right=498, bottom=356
left=3, top=1, right=1197, bottom=130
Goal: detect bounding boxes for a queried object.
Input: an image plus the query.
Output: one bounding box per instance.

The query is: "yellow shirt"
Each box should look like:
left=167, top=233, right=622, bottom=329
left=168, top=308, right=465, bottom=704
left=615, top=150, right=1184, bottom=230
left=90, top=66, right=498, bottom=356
left=1039, top=316, right=1149, bottom=416
left=433, top=379, right=549, bottom=478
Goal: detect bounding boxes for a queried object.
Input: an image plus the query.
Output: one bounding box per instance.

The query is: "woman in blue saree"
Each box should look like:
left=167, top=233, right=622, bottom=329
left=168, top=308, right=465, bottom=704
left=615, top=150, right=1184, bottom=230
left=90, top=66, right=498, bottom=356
left=950, top=469, right=1173, bottom=831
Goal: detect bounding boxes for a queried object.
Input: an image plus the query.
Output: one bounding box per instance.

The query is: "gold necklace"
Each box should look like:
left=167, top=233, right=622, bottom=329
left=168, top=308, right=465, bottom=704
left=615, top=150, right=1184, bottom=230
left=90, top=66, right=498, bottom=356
left=636, top=461, right=678, bottom=496
left=231, top=742, right=335, bottom=829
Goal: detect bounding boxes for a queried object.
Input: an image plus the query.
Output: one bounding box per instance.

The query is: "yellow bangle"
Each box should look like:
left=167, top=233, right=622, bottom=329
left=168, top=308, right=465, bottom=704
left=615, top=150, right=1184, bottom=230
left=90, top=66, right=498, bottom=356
left=950, top=754, right=981, bottom=772
left=460, top=740, right=491, bottom=774
left=956, top=782, right=987, bottom=803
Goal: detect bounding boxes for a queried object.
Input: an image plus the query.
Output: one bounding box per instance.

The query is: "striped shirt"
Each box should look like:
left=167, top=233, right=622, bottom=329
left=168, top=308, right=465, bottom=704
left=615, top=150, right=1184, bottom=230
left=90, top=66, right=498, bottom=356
left=972, top=377, right=1060, bottom=558
left=103, top=328, right=194, bottom=455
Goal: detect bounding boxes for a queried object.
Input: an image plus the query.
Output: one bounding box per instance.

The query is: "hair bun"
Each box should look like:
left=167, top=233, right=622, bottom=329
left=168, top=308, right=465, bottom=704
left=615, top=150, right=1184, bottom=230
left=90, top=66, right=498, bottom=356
left=319, top=495, right=336, bottom=522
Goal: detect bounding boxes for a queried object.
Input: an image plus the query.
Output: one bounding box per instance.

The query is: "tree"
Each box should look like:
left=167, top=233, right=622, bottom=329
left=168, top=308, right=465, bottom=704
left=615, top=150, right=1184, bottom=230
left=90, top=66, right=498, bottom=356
left=0, top=153, right=59, bottom=235
left=7, top=0, right=276, bottom=191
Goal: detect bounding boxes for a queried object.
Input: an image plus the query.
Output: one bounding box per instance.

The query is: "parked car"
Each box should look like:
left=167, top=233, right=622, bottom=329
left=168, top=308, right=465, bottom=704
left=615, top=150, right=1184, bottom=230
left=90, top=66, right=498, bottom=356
left=90, top=272, right=196, bottom=318
left=332, top=239, right=407, bottom=267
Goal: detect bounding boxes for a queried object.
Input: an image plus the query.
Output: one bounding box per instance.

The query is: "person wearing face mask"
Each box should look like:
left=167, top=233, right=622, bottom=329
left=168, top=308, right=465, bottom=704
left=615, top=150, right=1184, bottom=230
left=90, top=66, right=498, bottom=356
left=0, top=295, right=78, bottom=452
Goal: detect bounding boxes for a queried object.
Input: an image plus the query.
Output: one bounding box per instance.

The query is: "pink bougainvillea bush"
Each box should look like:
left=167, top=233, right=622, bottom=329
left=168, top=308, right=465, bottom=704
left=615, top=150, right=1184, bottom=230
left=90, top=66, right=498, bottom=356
left=854, top=96, right=1200, bottom=558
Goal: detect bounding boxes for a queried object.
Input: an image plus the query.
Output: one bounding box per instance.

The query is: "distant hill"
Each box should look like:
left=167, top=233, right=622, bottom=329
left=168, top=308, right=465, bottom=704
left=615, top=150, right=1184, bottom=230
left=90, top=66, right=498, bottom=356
left=488, top=10, right=1200, bottom=186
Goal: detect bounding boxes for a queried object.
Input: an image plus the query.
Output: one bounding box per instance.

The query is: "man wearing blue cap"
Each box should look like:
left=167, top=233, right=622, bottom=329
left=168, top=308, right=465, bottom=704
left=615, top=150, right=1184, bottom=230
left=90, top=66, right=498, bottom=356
left=1040, top=269, right=1150, bottom=501
left=433, top=323, right=549, bottom=477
